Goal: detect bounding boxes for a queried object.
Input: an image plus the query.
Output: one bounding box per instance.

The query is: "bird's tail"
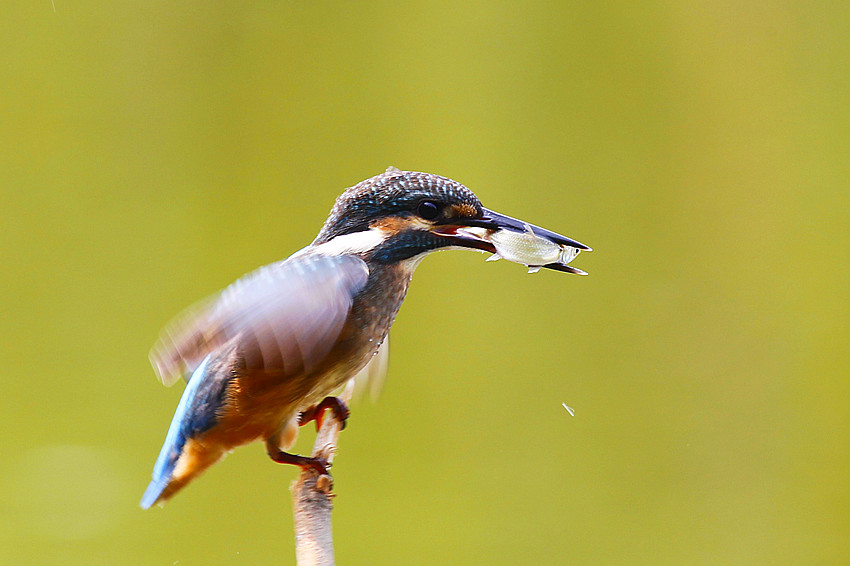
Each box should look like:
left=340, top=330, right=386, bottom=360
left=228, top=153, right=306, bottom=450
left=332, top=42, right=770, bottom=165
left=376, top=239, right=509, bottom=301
left=140, top=443, right=224, bottom=508
left=140, top=476, right=171, bottom=510
left=139, top=411, right=190, bottom=509
left=141, top=355, right=220, bottom=509
left=140, top=439, right=223, bottom=509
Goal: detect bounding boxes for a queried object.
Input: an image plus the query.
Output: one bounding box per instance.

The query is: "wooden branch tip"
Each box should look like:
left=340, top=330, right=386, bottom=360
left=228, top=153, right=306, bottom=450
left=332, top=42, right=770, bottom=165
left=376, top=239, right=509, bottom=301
left=291, top=379, right=355, bottom=566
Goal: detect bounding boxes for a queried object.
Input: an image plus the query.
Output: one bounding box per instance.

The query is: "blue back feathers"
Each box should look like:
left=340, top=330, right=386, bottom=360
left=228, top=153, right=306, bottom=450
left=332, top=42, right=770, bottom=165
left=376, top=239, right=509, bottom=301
left=140, top=355, right=221, bottom=509
left=141, top=253, right=372, bottom=508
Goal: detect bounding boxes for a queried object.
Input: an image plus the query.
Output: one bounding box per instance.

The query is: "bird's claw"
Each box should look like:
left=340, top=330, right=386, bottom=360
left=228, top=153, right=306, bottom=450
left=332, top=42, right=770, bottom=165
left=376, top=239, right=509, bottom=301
left=298, top=396, right=351, bottom=431
left=305, top=457, right=331, bottom=476
left=267, top=449, right=332, bottom=476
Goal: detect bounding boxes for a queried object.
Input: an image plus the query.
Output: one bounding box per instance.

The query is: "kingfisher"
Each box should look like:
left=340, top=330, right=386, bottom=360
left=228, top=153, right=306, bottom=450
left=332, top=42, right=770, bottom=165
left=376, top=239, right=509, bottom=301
left=140, top=168, right=590, bottom=509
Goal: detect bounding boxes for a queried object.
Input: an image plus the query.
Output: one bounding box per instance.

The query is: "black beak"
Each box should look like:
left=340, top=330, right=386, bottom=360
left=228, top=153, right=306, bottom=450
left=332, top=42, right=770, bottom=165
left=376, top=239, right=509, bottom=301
left=470, top=208, right=592, bottom=251
left=433, top=207, right=591, bottom=274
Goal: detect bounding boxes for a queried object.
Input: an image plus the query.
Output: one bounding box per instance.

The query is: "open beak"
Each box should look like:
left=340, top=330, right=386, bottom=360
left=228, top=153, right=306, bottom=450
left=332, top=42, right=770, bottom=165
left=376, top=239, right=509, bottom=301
left=433, top=207, right=591, bottom=274
left=472, top=208, right=591, bottom=251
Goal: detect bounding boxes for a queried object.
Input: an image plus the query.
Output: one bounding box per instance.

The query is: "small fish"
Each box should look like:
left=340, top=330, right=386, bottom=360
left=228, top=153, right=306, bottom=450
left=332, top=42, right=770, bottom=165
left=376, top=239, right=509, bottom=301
left=487, top=223, right=585, bottom=274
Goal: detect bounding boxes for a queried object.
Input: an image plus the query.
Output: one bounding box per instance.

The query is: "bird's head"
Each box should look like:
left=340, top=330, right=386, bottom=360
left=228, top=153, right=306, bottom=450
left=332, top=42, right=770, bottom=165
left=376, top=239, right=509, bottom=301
left=312, top=167, right=590, bottom=272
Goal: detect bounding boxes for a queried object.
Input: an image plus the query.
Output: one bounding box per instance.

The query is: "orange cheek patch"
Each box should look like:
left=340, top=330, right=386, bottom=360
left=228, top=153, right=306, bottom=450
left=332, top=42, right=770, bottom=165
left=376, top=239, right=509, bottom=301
left=450, top=204, right=478, bottom=218
left=370, top=216, right=429, bottom=231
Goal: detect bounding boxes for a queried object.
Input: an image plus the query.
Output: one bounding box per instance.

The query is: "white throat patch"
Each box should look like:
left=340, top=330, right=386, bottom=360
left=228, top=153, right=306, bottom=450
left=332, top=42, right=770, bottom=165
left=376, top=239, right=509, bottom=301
left=306, top=228, right=390, bottom=257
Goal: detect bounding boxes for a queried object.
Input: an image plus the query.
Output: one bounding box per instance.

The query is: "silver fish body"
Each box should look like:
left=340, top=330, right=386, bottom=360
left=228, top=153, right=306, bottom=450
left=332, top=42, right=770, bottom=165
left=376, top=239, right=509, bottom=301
left=484, top=223, right=585, bottom=273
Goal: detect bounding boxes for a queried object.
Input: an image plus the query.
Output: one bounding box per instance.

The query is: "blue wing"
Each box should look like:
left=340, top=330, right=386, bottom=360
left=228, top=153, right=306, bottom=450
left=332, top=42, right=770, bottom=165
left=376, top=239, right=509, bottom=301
left=141, top=253, right=370, bottom=508
left=149, top=253, right=370, bottom=384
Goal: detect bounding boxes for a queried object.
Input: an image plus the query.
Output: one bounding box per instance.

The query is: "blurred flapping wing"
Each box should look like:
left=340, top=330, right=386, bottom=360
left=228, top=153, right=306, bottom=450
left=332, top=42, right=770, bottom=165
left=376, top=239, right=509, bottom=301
left=351, top=334, right=389, bottom=402
left=150, top=254, right=370, bottom=385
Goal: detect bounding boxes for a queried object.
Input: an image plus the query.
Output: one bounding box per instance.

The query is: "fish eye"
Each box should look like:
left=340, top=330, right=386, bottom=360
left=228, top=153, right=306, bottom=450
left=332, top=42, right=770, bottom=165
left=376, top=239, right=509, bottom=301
left=417, top=200, right=441, bottom=220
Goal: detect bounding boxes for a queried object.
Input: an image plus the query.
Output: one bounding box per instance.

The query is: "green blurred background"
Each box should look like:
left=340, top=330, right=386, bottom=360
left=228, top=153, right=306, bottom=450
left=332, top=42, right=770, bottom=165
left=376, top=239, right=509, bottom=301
left=2, top=2, right=848, bottom=564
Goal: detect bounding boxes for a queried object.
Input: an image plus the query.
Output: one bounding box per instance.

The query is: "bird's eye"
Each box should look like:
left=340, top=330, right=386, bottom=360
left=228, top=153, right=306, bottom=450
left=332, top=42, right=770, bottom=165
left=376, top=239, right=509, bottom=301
left=417, top=200, right=441, bottom=220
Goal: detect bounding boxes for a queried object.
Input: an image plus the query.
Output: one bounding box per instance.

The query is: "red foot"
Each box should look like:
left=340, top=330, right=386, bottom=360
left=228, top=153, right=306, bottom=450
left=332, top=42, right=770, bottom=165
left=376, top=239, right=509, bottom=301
left=267, top=448, right=331, bottom=476
left=298, top=396, right=350, bottom=431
